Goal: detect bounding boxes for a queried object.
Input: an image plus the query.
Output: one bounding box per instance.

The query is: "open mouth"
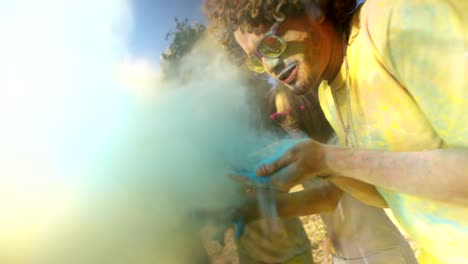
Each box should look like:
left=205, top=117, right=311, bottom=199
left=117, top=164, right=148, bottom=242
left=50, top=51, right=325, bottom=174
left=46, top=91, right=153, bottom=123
left=278, top=63, right=298, bottom=84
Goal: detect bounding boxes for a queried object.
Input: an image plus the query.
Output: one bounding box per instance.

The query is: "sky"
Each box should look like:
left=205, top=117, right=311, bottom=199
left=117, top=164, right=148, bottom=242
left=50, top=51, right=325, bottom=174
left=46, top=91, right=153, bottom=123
left=128, top=0, right=206, bottom=64
left=0, top=0, right=210, bottom=207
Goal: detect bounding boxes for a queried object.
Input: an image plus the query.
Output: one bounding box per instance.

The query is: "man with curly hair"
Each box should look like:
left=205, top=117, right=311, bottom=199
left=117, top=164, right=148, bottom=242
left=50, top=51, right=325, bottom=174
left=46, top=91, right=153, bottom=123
left=204, top=0, right=467, bottom=263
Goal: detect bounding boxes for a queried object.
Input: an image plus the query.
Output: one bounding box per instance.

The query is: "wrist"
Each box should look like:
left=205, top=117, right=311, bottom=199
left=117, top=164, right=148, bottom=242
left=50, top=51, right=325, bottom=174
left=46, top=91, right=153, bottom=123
left=321, top=143, right=340, bottom=176
left=320, top=144, right=336, bottom=177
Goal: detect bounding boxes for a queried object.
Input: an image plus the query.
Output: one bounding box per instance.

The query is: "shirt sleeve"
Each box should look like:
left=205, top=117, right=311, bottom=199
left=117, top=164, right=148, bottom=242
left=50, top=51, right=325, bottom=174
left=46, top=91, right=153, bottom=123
left=387, top=0, right=467, bottom=147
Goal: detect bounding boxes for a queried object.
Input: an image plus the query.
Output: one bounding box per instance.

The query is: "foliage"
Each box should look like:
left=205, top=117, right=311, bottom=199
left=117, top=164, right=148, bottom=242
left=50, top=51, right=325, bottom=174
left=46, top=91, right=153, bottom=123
left=161, top=18, right=206, bottom=63
left=160, top=17, right=277, bottom=132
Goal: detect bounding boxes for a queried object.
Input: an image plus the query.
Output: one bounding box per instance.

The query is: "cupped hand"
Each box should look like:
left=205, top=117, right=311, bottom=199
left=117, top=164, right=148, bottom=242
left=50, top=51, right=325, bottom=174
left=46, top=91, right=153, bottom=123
left=255, top=139, right=330, bottom=190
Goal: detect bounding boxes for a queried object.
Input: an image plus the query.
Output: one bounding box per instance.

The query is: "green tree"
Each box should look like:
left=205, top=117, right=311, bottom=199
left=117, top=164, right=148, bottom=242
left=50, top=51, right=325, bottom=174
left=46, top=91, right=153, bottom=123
left=160, top=17, right=277, bottom=131
left=160, top=18, right=205, bottom=73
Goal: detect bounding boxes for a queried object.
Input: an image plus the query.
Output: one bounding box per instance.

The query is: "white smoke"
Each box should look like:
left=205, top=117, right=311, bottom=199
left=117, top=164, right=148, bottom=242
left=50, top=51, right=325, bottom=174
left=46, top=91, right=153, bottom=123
left=0, top=2, right=279, bottom=263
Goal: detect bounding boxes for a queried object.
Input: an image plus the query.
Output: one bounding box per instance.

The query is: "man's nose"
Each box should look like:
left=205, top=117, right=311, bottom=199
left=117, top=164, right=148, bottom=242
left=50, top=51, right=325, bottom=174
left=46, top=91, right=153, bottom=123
left=262, top=57, right=284, bottom=78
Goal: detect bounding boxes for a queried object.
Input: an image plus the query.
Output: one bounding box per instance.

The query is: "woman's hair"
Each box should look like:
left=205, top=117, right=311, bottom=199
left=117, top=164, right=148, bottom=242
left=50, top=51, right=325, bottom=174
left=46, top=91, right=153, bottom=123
left=268, top=84, right=334, bottom=142
left=203, top=0, right=357, bottom=48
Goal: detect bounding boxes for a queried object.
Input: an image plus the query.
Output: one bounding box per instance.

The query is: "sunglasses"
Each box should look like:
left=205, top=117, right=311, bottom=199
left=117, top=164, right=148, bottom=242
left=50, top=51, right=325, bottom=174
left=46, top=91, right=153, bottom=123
left=244, top=21, right=287, bottom=73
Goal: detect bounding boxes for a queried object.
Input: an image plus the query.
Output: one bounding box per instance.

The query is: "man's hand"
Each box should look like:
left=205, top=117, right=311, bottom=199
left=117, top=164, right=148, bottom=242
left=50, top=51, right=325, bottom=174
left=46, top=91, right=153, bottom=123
left=255, top=139, right=330, bottom=190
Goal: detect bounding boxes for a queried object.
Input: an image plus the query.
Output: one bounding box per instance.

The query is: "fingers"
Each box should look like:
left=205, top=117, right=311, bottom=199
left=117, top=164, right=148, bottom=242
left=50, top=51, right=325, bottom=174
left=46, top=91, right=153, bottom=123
left=269, top=162, right=303, bottom=191
left=256, top=148, right=298, bottom=176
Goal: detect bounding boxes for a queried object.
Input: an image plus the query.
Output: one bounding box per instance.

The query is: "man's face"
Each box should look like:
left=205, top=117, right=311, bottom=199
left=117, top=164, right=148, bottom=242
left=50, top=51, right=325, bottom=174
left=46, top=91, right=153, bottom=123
left=234, top=16, right=333, bottom=94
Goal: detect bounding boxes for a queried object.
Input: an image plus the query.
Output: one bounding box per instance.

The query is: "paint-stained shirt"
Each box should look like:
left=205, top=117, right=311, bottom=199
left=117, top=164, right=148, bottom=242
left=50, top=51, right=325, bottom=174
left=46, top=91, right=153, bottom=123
left=318, top=0, right=467, bottom=263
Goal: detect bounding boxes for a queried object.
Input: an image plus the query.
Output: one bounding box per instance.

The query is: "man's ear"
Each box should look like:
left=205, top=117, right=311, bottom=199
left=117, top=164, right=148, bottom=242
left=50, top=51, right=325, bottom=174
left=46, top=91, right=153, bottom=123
left=301, top=0, right=325, bottom=24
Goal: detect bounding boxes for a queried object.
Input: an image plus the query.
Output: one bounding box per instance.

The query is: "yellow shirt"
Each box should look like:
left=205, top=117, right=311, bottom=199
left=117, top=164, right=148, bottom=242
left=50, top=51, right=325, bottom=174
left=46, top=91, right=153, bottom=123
left=318, top=0, right=467, bottom=263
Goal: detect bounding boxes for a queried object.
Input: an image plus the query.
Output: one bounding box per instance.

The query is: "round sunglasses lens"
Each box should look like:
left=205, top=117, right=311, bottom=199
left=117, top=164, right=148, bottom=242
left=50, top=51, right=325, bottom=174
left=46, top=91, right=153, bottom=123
left=246, top=57, right=265, bottom=73
left=259, top=36, right=286, bottom=57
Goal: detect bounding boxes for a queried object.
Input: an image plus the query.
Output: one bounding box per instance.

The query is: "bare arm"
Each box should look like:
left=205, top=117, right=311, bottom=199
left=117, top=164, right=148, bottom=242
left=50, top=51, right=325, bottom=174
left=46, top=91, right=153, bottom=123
left=256, top=140, right=468, bottom=206
left=324, top=146, right=468, bottom=205
left=240, top=180, right=343, bottom=222
left=328, top=176, right=388, bottom=208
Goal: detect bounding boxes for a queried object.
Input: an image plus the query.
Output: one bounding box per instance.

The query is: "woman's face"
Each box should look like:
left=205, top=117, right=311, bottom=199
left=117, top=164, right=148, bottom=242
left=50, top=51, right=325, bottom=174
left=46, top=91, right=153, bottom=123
left=234, top=15, right=336, bottom=94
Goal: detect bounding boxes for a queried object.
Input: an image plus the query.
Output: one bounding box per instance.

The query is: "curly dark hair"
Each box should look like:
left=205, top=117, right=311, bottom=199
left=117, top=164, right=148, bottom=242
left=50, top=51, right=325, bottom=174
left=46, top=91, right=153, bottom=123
left=204, top=0, right=357, bottom=49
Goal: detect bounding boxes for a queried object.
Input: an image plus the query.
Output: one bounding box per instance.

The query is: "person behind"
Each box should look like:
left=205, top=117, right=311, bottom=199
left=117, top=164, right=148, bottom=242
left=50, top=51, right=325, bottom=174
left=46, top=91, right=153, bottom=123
left=227, top=83, right=416, bottom=264
left=231, top=80, right=337, bottom=264
left=270, top=85, right=417, bottom=263
left=220, top=69, right=314, bottom=264
left=203, top=0, right=467, bottom=263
